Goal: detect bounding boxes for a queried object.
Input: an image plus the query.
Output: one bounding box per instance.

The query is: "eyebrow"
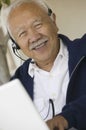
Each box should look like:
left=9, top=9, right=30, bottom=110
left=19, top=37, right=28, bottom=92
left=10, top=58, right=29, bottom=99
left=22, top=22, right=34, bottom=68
left=32, top=18, right=42, bottom=24
left=13, top=26, right=25, bottom=37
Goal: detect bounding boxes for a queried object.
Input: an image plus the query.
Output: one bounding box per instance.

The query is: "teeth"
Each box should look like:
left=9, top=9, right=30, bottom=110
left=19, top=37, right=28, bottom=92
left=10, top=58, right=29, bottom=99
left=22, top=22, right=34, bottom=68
left=29, top=38, right=48, bottom=50
left=35, top=43, right=45, bottom=49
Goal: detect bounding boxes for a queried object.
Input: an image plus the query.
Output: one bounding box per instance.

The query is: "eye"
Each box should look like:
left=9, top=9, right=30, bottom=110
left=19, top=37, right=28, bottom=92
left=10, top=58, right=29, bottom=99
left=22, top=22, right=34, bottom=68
left=18, top=31, right=27, bottom=38
left=35, top=23, right=42, bottom=29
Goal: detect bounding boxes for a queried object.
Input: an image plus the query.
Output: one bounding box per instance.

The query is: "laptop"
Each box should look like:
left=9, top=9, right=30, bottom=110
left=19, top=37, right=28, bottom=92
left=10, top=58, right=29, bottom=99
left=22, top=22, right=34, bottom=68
left=0, top=79, right=78, bottom=130
left=0, top=79, right=49, bottom=130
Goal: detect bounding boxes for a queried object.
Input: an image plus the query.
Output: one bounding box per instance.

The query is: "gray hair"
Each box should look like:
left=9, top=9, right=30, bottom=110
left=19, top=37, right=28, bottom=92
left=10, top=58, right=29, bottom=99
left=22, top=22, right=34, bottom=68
left=1, top=0, right=52, bottom=39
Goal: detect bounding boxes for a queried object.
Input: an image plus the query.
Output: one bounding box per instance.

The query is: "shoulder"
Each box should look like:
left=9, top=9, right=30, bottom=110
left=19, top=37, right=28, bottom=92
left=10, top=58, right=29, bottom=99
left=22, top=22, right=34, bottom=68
left=20, top=58, right=31, bottom=70
left=72, top=34, right=86, bottom=44
left=10, top=58, right=32, bottom=80
left=59, top=33, right=86, bottom=43
left=59, top=33, right=86, bottom=50
left=16, top=58, right=31, bottom=73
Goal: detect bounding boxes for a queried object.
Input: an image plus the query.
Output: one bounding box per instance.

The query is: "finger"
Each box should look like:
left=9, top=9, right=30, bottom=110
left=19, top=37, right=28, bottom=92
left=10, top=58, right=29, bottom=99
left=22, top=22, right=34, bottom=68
left=46, top=121, right=53, bottom=130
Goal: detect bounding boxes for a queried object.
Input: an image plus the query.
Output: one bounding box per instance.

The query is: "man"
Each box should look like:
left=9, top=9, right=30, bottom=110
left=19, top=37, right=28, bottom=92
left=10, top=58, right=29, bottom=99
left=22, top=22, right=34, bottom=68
left=2, top=0, right=86, bottom=129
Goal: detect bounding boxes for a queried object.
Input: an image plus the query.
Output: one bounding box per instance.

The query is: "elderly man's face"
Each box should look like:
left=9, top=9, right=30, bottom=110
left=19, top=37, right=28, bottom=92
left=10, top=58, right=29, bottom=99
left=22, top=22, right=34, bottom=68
left=8, top=2, right=59, bottom=65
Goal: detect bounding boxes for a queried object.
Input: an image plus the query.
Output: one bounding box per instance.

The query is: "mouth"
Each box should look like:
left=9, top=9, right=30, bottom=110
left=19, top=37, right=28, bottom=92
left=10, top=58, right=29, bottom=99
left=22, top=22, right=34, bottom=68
left=34, top=40, right=48, bottom=50
left=29, top=38, right=48, bottom=50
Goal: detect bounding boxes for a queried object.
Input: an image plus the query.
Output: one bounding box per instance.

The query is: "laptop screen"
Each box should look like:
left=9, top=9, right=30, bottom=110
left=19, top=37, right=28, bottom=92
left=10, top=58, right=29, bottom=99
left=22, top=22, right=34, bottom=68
left=0, top=79, right=49, bottom=130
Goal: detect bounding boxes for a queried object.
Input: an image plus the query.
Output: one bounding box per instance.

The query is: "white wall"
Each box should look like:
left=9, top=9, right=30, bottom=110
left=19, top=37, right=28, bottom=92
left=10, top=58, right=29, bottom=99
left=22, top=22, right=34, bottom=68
left=46, top=0, right=86, bottom=39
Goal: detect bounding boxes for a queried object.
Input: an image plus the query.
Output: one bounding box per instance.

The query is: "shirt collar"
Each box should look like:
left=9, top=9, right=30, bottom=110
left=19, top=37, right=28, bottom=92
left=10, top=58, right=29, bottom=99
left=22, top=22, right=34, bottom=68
left=58, top=38, right=68, bottom=58
left=28, top=38, right=68, bottom=77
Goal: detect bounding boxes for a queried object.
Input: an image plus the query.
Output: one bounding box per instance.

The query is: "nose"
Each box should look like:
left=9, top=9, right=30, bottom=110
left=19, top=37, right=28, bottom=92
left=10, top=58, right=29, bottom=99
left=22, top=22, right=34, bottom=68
left=28, top=28, right=41, bottom=43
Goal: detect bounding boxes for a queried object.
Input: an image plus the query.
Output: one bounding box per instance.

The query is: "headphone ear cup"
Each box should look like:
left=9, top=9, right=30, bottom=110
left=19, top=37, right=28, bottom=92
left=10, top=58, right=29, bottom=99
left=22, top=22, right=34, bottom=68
left=8, top=32, right=25, bottom=61
left=15, top=42, right=20, bottom=50
left=8, top=31, right=20, bottom=50
left=10, top=37, right=20, bottom=50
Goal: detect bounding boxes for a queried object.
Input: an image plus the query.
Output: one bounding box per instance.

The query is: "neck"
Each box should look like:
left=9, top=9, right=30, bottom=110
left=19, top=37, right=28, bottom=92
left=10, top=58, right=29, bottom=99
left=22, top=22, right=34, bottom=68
left=37, top=61, right=54, bottom=72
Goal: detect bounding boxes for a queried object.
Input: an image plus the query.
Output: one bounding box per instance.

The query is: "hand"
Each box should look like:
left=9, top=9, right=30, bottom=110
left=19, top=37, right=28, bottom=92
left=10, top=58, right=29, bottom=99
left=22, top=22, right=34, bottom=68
left=46, top=115, right=68, bottom=130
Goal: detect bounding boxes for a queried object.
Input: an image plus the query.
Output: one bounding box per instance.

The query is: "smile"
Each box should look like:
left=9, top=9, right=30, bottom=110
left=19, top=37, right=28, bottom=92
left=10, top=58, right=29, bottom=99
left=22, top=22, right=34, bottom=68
left=29, top=38, right=48, bottom=50
left=34, top=41, right=47, bottom=50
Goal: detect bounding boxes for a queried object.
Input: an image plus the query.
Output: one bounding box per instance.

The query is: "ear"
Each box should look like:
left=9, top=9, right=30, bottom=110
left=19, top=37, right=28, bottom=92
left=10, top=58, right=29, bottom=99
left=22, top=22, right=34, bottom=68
left=50, top=13, right=59, bottom=32
left=50, top=13, right=56, bottom=22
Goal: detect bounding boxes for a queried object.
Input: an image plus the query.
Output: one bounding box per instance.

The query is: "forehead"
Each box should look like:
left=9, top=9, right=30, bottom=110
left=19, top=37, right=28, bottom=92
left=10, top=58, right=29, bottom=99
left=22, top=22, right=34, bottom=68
left=8, top=2, right=47, bottom=22
left=8, top=2, right=49, bottom=34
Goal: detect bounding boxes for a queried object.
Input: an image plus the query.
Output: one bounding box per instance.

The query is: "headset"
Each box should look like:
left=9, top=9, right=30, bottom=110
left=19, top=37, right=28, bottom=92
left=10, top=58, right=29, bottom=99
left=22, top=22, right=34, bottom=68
left=8, top=34, right=26, bottom=61
left=10, top=36, right=20, bottom=50
left=48, top=8, right=52, bottom=16
left=8, top=8, right=52, bottom=60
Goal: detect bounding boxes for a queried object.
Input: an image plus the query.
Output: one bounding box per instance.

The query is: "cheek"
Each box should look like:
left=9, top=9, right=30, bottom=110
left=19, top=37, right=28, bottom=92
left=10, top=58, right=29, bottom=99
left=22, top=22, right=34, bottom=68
left=41, top=24, right=58, bottom=37
left=17, top=39, right=28, bottom=50
left=21, top=49, right=32, bottom=58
